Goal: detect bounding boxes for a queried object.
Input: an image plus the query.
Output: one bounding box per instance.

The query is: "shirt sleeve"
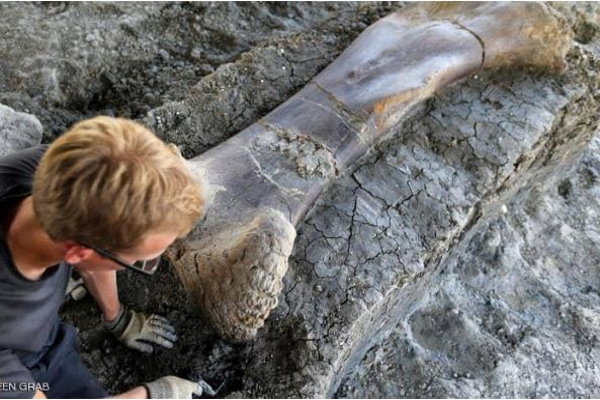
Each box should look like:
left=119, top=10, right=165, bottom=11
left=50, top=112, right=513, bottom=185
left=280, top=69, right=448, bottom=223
left=0, top=145, right=49, bottom=200
left=0, top=348, right=35, bottom=399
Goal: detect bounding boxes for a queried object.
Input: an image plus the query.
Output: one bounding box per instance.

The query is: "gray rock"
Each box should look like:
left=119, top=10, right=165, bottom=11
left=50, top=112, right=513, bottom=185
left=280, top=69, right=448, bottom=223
left=335, top=4, right=600, bottom=397
left=337, top=128, right=600, bottom=398
left=0, top=2, right=399, bottom=143
left=0, top=103, right=43, bottom=156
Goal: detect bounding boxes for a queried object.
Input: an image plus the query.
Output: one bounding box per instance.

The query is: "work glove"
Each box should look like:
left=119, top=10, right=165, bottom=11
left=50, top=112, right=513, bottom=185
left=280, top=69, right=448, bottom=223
left=143, top=376, right=217, bottom=399
left=65, top=274, right=88, bottom=301
left=102, top=306, right=177, bottom=353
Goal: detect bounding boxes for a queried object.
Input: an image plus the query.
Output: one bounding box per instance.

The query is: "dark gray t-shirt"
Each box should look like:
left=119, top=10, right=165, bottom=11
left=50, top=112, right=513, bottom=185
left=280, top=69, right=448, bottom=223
left=0, top=146, right=71, bottom=394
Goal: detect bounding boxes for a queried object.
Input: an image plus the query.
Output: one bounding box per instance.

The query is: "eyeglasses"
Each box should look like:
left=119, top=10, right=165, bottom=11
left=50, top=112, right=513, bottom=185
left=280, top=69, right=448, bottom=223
left=80, top=243, right=162, bottom=276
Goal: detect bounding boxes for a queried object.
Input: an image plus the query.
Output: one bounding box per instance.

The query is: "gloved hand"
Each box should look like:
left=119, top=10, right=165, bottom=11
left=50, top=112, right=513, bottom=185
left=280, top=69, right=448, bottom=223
left=65, top=274, right=87, bottom=301
left=102, top=306, right=177, bottom=353
left=143, top=376, right=217, bottom=399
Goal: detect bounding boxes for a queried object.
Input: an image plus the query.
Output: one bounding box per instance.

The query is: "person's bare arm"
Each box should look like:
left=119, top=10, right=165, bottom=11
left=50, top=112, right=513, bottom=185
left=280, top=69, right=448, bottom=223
left=34, top=386, right=149, bottom=399
left=111, top=386, right=148, bottom=399
left=77, top=268, right=121, bottom=321
left=36, top=378, right=214, bottom=398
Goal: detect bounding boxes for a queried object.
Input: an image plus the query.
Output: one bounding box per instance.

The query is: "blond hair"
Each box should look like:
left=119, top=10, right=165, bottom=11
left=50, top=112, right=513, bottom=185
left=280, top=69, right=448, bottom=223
left=33, top=116, right=203, bottom=252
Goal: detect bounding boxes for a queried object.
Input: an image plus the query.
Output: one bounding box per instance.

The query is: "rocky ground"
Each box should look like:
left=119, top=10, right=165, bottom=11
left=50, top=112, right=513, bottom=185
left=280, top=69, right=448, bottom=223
left=2, top=1, right=600, bottom=398
left=336, top=128, right=600, bottom=398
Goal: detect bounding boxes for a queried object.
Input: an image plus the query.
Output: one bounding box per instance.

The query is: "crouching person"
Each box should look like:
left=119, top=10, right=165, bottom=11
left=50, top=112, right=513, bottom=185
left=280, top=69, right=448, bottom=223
left=0, top=117, right=212, bottom=398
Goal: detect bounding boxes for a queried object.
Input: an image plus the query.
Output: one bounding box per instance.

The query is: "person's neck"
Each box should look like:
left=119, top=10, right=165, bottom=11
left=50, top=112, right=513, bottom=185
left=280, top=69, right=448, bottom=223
left=5, top=196, right=65, bottom=281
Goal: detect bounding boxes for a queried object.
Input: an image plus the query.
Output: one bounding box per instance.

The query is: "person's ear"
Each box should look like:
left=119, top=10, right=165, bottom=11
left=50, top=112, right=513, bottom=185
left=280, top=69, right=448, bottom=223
left=63, top=242, right=95, bottom=264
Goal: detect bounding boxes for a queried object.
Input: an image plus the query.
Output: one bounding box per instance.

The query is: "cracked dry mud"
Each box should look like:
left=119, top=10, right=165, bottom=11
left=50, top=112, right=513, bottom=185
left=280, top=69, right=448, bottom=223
left=1, top=1, right=600, bottom=398
left=336, top=130, right=600, bottom=399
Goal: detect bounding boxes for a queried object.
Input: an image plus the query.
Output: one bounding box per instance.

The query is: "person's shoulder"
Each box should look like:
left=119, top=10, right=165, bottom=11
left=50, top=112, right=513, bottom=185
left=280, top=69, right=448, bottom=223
left=0, top=145, right=49, bottom=174
left=0, top=145, right=49, bottom=201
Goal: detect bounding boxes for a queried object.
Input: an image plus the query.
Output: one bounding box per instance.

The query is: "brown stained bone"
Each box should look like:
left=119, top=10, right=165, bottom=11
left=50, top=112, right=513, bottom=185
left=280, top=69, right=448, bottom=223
left=165, top=2, right=572, bottom=342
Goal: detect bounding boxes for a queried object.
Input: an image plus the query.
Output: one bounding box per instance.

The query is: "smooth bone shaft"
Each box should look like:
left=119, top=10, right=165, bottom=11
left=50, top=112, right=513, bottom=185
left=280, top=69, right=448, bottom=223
left=199, top=1, right=570, bottom=226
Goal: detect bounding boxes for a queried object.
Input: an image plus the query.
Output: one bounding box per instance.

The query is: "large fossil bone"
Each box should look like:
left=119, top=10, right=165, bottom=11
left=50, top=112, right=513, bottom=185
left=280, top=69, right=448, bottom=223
left=166, top=2, right=571, bottom=342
